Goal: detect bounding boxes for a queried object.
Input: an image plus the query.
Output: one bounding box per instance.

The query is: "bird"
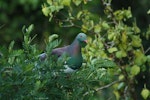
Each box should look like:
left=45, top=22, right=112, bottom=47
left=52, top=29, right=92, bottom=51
left=39, top=33, right=87, bottom=73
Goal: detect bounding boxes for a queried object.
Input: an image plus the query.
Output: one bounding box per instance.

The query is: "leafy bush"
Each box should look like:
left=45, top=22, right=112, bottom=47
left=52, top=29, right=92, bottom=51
left=0, top=0, right=150, bottom=100
left=0, top=24, right=116, bottom=99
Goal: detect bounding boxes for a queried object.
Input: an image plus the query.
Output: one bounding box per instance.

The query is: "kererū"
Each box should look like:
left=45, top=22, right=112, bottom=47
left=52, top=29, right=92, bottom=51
left=39, top=33, right=87, bottom=73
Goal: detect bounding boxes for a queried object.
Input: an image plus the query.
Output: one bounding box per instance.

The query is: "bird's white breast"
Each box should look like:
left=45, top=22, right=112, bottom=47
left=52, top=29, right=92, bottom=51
left=63, top=65, right=77, bottom=73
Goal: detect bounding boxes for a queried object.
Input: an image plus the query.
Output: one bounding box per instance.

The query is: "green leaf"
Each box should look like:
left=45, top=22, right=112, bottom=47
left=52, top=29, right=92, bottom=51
left=147, top=9, right=150, bottom=14
left=108, top=47, right=118, bottom=53
left=102, top=21, right=110, bottom=30
left=47, top=0, right=52, bottom=5
left=115, top=50, right=127, bottom=58
left=121, top=32, right=127, bottom=43
left=77, top=11, right=83, bottom=19
left=35, top=80, right=41, bottom=91
left=131, top=65, right=140, bottom=76
left=118, top=74, right=125, bottom=81
left=8, top=41, right=15, bottom=53
left=92, top=58, right=116, bottom=68
left=125, top=7, right=132, bottom=19
left=117, top=82, right=125, bottom=90
left=134, top=50, right=147, bottom=66
left=131, top=35, right=141, bottom=47
left=62, top=0, right=71, bottom=6
left=108, top=32, right=115, bottom=40
left=49, top=34, right=59, bottom=42
left=73, top=0, right=82, bottom=6
left=42, top=7, right=50, bottom=16
left=94, top=24, right=101, bottom=33
left=10, top=50, right=24, bottom=57
left=8, top=57, right=15, bottom=65
left=147, top=55, right=150, bottom=65
left=28, top=24, right=34, bottom=33
left=141, top=88, right=150, bottom=100
left=132, top=22, right=141, bottom=34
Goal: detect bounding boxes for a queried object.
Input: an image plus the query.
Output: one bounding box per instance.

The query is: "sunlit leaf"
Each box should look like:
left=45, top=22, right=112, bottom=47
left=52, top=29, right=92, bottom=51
left=62, top=0, right=71, bottom=6
left=116, top=50, right=127, bottom=58
left=131, top=35, right=141, bottom=47
left=147, top=9, right=150, bottom=14
left=108, top=47, right=118, bottom=53
left=121, top=32, right=127, bottom=43
left=77, top=11, right=83, bottom=19
left=94, top=24, right=101, bottom=33
left=49, top=34, right=59, bottom=42
left=130, top=65, right=140, bottom=76
left=108, top=32, right=115, bottom=40
left=141, top=88, right=150, bottom=100
left=118, top=74, right=125, bottom=81
left=134, top=50, right=147, bottom=66
left=42, top=7, right=50, bottom=16
left=73, top=0, right=82, bottom=6
left=102, top=21, right=110, bottom=30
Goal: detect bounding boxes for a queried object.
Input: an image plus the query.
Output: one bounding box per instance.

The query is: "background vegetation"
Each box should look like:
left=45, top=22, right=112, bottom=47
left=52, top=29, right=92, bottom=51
left=0, top=0, right=150, bottom=100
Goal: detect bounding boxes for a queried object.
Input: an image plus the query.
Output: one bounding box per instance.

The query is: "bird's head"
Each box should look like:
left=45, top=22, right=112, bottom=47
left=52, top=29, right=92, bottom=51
left=76, top=33, right=87, bottom=47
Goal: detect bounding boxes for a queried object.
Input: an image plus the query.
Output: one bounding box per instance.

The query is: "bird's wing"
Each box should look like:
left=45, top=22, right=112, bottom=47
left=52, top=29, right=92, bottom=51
left=51, top=45, right=69, bottom=57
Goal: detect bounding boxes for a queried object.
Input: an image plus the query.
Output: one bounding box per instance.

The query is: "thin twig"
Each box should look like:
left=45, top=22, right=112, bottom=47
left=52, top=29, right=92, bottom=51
left=145, top=47, right=150, bottom=54
left=95, top=80, right=120, bottom=91
left=101, top=0, right=117, bottom=25
left=83, top=80, right=121, bottom=96
left=0, top=24, right=5, bottom=29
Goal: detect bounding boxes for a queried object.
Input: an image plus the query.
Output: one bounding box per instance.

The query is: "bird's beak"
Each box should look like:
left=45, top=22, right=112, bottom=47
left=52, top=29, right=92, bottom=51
left=84, top=40, right=88, bottom=44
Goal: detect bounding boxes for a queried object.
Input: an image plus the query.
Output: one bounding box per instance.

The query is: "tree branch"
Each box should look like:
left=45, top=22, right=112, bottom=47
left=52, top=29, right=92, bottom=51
left=145, top=47, right=150, bottom=54
left=83, top=80, right=121, bottom=96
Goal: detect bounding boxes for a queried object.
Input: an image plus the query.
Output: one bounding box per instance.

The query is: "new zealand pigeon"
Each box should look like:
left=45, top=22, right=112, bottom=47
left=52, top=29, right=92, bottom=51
left=39, top=33, right=87, bottom=73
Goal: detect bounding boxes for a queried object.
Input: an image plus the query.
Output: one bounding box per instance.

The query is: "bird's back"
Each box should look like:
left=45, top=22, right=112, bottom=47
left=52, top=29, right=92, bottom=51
left=51, top=45, right=70, bottom=57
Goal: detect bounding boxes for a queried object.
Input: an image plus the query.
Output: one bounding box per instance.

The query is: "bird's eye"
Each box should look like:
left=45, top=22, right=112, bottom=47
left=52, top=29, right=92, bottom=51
left=80, top=35, right=82, bottom=38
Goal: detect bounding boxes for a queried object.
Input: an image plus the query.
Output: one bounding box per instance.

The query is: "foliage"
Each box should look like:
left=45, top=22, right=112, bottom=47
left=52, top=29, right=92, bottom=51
left=0, top=0, right=150, bottom=100
left=42, top=0, right=150, bottom=99
left=0, top=0, right=42, bottom=46
left=0, top=24, right=115, bottom=100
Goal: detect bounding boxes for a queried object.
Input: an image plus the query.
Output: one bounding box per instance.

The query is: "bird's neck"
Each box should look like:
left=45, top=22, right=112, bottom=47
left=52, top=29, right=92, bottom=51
left=70, top=39, right=81, bottom=56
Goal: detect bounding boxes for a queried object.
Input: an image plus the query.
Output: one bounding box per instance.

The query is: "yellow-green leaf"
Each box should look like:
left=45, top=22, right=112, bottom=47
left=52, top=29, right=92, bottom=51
left=42, top=7, right=50, bottom=16
left=108, top=47, right=118, bottom=53
left=131, top=35, right=141, bottom=47
left=141, top=88, right=150, bottom=100
left=47, top=0, right=52, bottom=5
left=28, top=24, right=34, bottom=33
left=108, top=32, right=115, bottom=40
left=131, top=65, right=140, bottom=76
left=62, top=0, right=71, bottom=6
left=147, top=9, right=150, bottom=14
left=116, top=50, right=127, bottom=58
left=134, top=50, right=147, bottom=66
left=77, top=11, right=83, bottom=19
left=113, top=91, right=120, bottom=100
left=102, top=22, right=110, bottom=30
left=94, top=24, right=101, bottom=33
left=119, top=74, right=125, bottom=81
left=73, top=0, right=82, bottom=6
left=121, top=32, right=127, bottom=43
left=49, top=34, right=59, bottom=42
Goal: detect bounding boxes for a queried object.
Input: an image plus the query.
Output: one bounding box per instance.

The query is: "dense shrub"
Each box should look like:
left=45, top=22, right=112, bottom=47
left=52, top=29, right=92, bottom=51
left=0, top=0, right=150, bottom=100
